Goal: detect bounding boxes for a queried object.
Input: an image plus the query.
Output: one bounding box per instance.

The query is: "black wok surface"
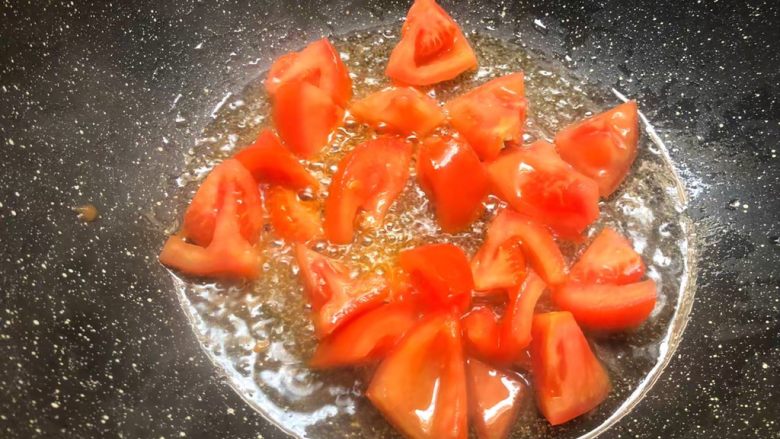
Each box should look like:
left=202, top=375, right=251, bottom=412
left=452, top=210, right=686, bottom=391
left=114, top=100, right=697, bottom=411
left=1, top=0, right=778, bottom=437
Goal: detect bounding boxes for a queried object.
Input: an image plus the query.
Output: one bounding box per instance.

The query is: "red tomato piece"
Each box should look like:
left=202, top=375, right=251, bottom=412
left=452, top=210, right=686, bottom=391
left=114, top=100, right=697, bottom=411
left=182, top=159, right=264, bottom=247
left=417, top=135, right=489, bottom=232
left=570, top=227, right=645, bottom=285
left=310, top=302, right=419, bottom=368
left=265, top=38, right=352, bottom=106
left=462, top=306, right=502, bottom=361
left=552, top=280, right=657, bottom=331
left=233, top=129, right=318, bottom=191
left=531, top=311, right=610, bottom=426
left=324, top=137, right=412, bottom=244
left=466, top=357, right=526, bottom=439
left=273, top=79, right=345, bottom=158
left=398, top=243, right=474, bottom=313
left=160, top=178, right=261, bottom=279
left=487, top=141, right=600, bottom=239
left=446, top=73, right=527, bottom=161
left=472, top=210, right=566, bottom=290
left=555, top=101, right=639, bottom=197
left=294, top=244, right=389, bottom=338
left=266, top=186, right=323, bottom=243
left=350, top=87, right=445, bottom=136
left=386, top=0, right=477, bottom=86
left=367, top=314, right=468, bottom=439
left=501, top=272, right=547, bottom=361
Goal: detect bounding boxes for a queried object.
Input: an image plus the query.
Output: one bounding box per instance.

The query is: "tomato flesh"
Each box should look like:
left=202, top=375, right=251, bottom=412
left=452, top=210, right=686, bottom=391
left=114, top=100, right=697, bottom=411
left=552, top=280, right=657, bottom=331
left=531, top=311, right=610, bottom=425
left=273, top=79, right=345, bottom=158
left=294, top=244, right=389, bottom=337
left=555, top=101, right=639, bottom=197
left=487, top=141, right=600, bottom=239
left=311, top=302, right=419, bottom=368
left=324, top=137, right=412, bottom=244
left=569, top=227, right=645, bottom=285
left=367, top=314, right=468, bottom=439
left=182, top=159, right=264, bottom=247
left=447, top=73, right=527, bottom=161
left=472, top=209, right=566, bottom=290
left=350, top=87, right=445, bottom=136
left=386, top=0, right=477, bottom=85
left=466, top=357, right=526, bottom=439
left=265, top=38, right=352, bottom=106
left=501, top=272, right=547, bottom=362
left=417, top=135, right=489, bottom=232
left=398, top=243, right=474, bottom=314
left=233, top=129, right=318, bottom=191
left=462, top=306, right=502, bottom=361
left=266, top=186, right=323, bottom=243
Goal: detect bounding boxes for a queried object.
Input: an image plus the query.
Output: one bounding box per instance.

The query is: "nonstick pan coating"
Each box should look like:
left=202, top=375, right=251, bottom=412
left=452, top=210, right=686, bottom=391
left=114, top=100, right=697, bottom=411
left=0, top=0, right=778, bottom=437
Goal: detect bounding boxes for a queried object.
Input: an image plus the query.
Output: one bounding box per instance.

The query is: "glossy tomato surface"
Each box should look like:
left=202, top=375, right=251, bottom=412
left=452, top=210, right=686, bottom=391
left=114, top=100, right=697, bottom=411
left=233, top=129, right=318, bottom=191
left=466, top=357, right=526, bottom=439
left=552, top=280, right=657, bottom=331
left=266, top=186, right=323, bottom=243
left=350, top=86, right=445, bottom=136
left=398, top=243, right=474, bottom=313
left=386, top=0, right=477, bottom=85
left=569, top=227, right=646, bottom=285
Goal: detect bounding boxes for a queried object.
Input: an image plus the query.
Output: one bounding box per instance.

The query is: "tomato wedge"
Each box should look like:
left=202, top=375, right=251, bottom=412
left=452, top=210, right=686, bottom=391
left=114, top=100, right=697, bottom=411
left=367, top=314, right=468, bottom=439
left=487, top=141, right=600, bottom=239
left=531, top=311, right=610, bottom=426
left=350, top=87, right=445, bottom=136
left=160, top=178, right=261, bottom=279
left=555, top=101, right=639, bottom=197
left=569, top=227, right=645, bottom=285
left=398, top=243, right=473, bottom=313
left=446, top=73, right=527, bottom=161
left=386, top=0, right=477, bottom=86
left=273, top=79, right=345, bottom=158
left=294, top=244, right=389, bottom=337
left=181, top=159, right=264, bottom=247
left=471, top=210, right=566, bottom=290
left=233, top=129, right=318, bottom=191
left=552, top=280, right=657, bottom=331
left=501, top=272, right=547, bottom=361
left=266, top=186, right=323, bottom=243
left=462, top=306, right=502, bottom=361
left=417, top=135, right=489, bottom=232
left=324, top=137, right=412, bottom=244
left=310, top=302, right=419, bottom=368
left=466, top=357, right=526, bottom=439
left=265, top=38, right=352, bottom=106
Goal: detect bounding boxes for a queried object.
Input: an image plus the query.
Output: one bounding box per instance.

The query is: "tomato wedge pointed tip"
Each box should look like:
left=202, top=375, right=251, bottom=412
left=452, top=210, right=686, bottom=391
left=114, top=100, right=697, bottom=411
left=569, top=227, right=646, bottom=285
left=350, top=87, right=445, bottom=136
left=233, top=129, right=319, bottom=191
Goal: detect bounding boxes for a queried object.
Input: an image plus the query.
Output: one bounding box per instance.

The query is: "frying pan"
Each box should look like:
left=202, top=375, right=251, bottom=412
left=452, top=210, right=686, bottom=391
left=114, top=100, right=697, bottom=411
left=1, top=0, right=778, bottom=437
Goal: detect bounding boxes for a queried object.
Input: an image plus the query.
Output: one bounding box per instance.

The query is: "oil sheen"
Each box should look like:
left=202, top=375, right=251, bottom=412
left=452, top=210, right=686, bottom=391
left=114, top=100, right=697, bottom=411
left=165, top=29, right=695, bottom=438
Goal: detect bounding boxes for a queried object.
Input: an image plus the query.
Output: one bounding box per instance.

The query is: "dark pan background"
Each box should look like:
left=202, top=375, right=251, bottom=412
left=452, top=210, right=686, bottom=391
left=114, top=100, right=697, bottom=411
left=1, top=0, right=778, bottom=437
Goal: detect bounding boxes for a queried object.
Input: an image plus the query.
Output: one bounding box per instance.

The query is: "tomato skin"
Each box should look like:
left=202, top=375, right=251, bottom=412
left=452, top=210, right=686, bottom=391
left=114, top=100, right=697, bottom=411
left=552, top=280, right=657, bottom=331
left=294, top=244, right=389, bottom=338
left=350, top=87, right=445, bottom=136
left=324, top=137, right=412, bottom=244
left=367, top=314, right=468, bottom=439
left=386, top=0, right=477, bottom=86
left=466, top=357, right=526, bottom=439
left=555, top=101, right=639, bottom=197
left=265, top=38, right=352, bottom=106
left=266, top=186, right=323, bottom=243
left=273, top=79, right=345, bottom=158
left=233, top=130, right=318, bottom=191
left=310, top=302, right=419, bottom=368
left=160, top=177, right=261, bottom=279
left=182, top=159, right=264, bottom=247
left=569, top=227, right=645, bottom=285
left=501, top=272, right=547, bottom=361
left=531, top=311, right=610, bottom=426
left=398, top=243, right=474, bottom=314
left=487, top=141, right=600, bottom=239
left=462, top=307, right=503, bottom=361
left=417, top=135, right=490, bottom=232
left=472, top=210, right=566, bottom=290
left=447, top=73, right=527, bottom=161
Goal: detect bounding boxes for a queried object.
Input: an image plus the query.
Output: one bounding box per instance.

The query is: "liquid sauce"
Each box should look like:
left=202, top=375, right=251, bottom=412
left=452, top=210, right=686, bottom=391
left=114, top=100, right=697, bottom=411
left=167, top=29, right=694, bottom=438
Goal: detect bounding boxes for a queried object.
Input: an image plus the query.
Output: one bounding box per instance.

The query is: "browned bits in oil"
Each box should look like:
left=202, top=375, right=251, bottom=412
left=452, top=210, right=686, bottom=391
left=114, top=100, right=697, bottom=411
left=253, top=339, right=270, bottom=353
left=73, top=204, right=99, bottom=222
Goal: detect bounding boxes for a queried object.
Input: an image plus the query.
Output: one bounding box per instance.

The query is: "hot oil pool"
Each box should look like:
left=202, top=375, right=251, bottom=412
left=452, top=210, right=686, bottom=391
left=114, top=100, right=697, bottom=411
left=164, top=29, right=696, bottom=438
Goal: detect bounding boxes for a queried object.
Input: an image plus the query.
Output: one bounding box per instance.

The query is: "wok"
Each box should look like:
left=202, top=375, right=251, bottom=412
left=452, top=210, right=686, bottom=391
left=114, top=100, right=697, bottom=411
left=0, top=0, right=778, bottom=437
